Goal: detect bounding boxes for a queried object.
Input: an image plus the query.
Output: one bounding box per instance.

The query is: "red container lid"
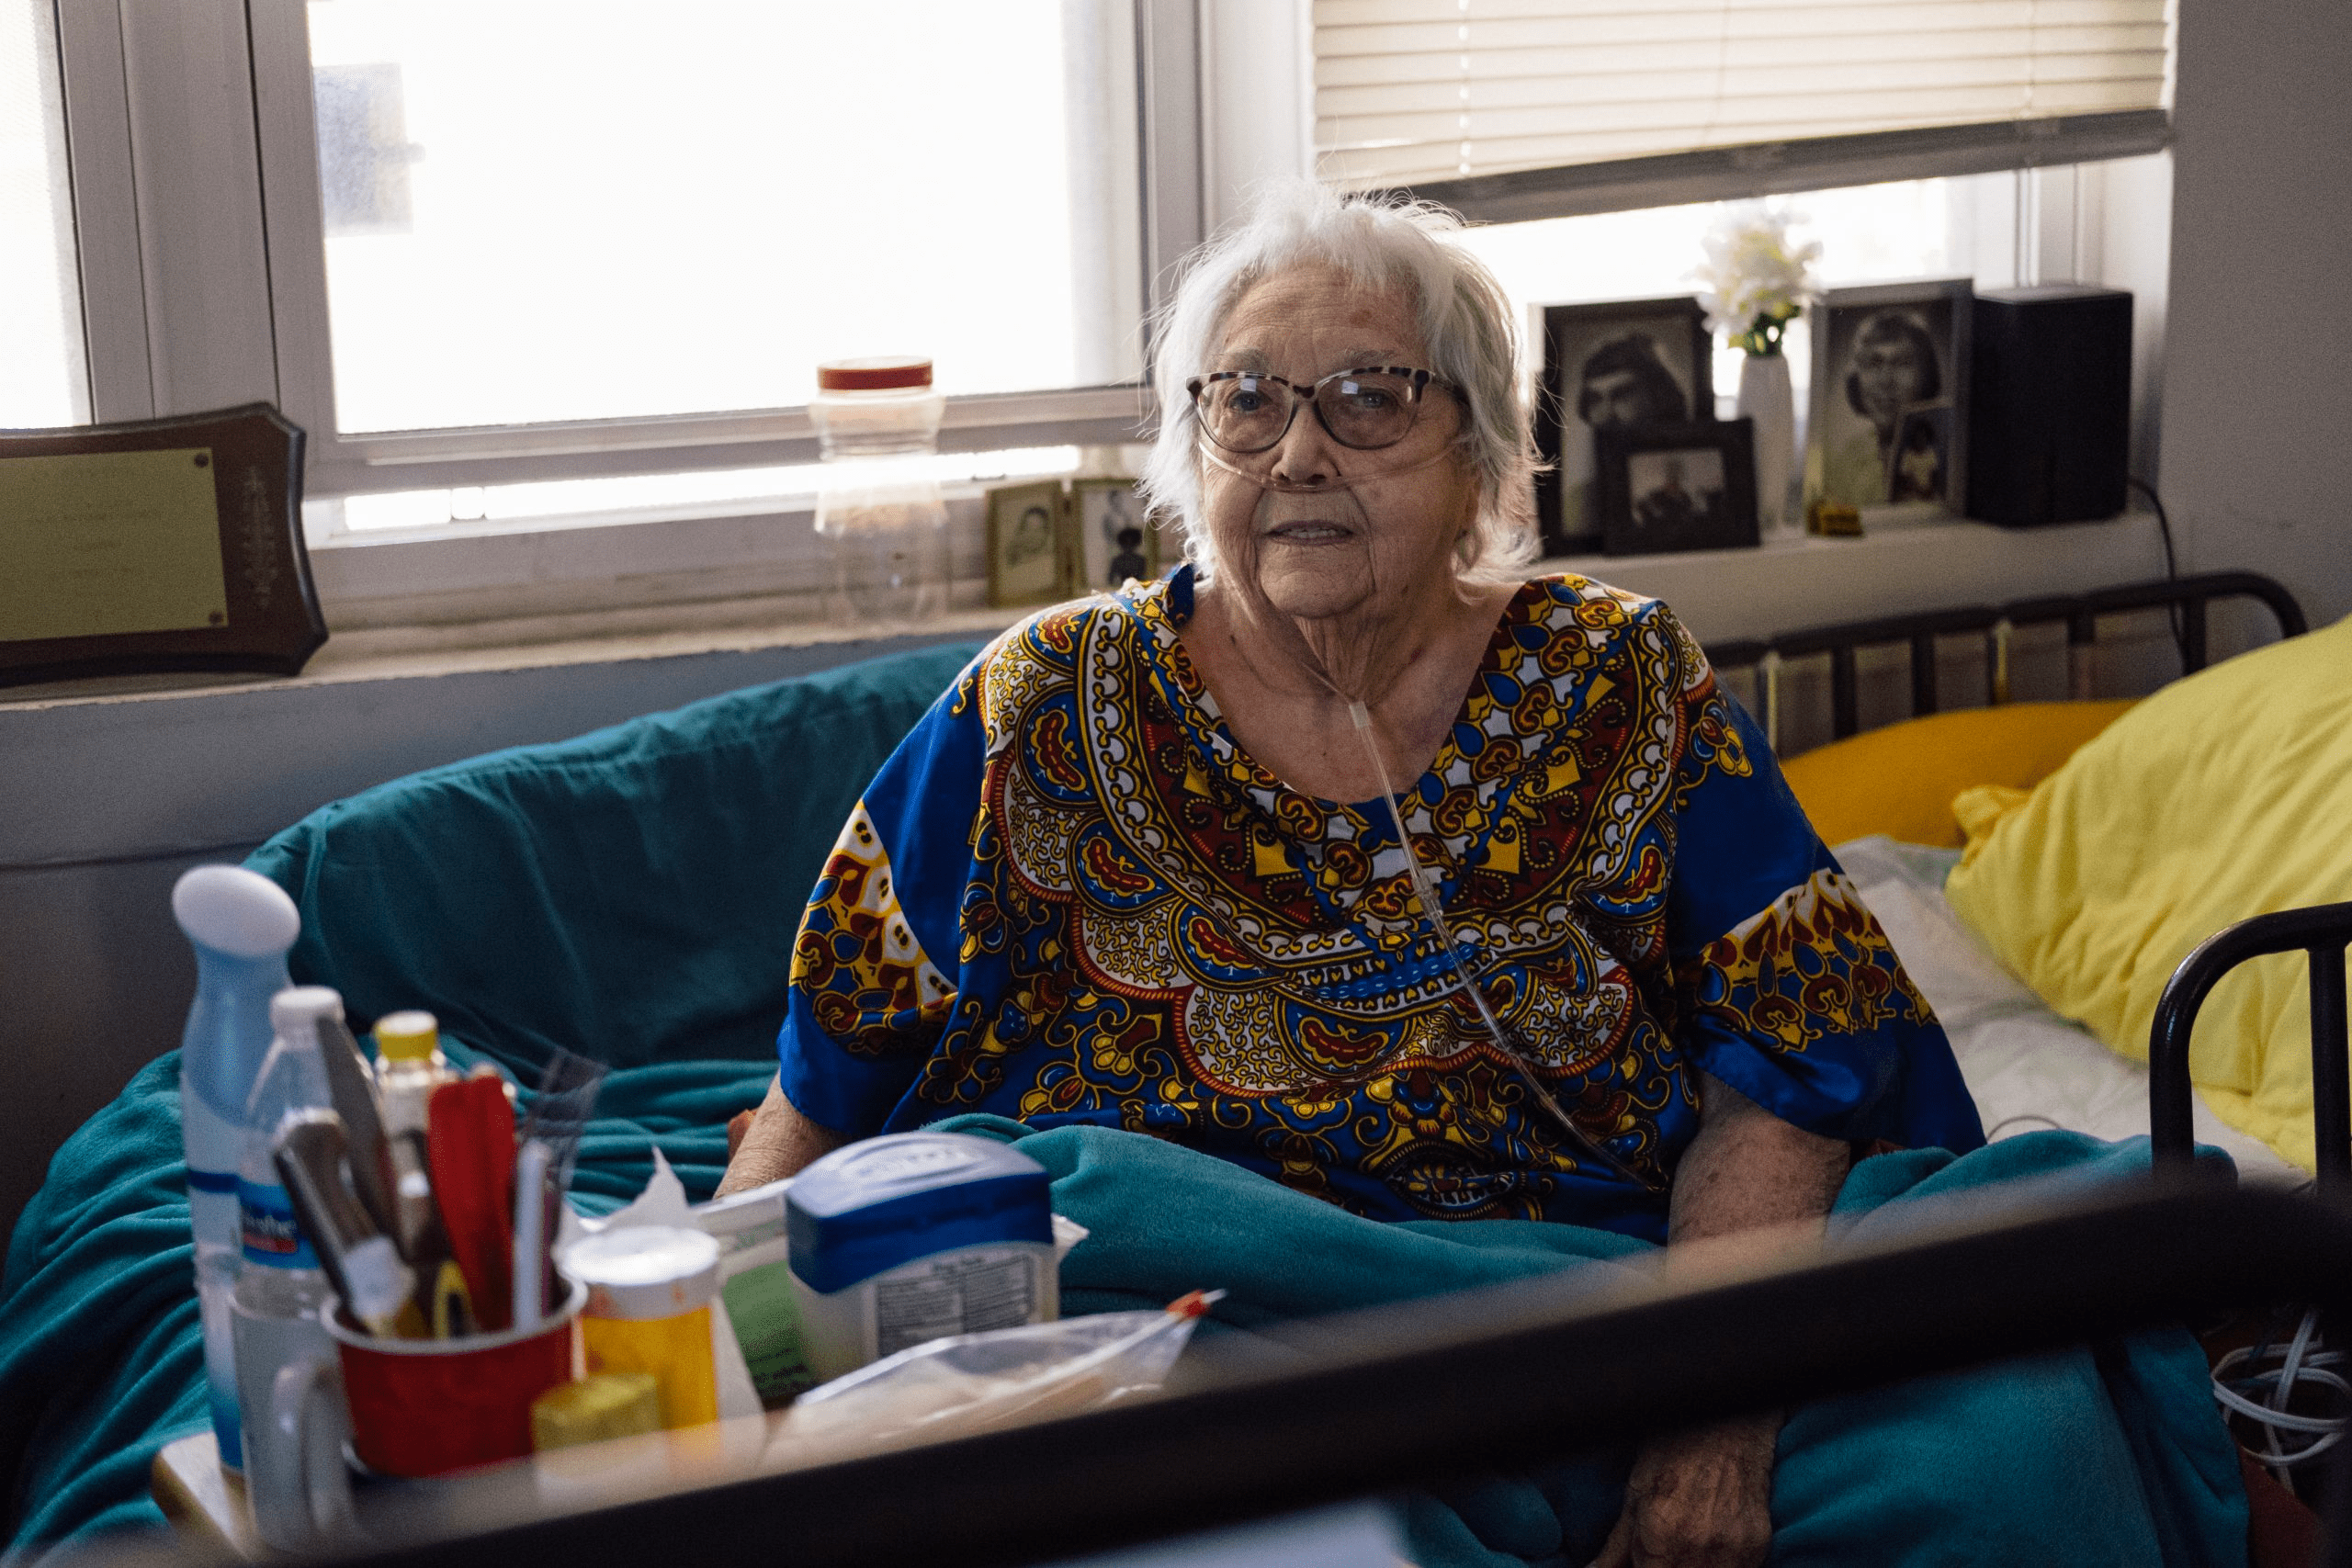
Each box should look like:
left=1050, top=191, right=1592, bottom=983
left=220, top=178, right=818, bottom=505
left=817, top=357, right=933, bottom=391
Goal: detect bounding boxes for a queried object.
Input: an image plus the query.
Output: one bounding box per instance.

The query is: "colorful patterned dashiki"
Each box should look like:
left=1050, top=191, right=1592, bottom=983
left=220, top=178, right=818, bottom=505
left=778, top=568, right=1984, bottom=1242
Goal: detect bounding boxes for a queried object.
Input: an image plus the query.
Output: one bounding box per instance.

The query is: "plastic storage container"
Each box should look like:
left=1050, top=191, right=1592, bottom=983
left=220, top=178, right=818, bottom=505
left=786, top=1133, right=1057, bottom=1382
left=567, top=1225, right=723, bottom=1428
left=171, top=865, right=301, bottom=1470
left=810, top=356, right=948, bottom=625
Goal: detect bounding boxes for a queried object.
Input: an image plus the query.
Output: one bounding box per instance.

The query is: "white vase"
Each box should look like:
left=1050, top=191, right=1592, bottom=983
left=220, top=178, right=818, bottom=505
left=1737, top=353, right=1797, bottom=536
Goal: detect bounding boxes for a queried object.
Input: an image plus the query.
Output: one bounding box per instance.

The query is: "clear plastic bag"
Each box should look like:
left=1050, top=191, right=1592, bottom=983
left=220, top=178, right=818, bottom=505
left=785, top=1290, right=1220, bottom=1447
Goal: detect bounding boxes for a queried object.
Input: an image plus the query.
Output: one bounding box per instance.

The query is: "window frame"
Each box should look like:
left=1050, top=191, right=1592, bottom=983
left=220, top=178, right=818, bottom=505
left=43, top=0, right=2164, bottom=569
left=51, top=0, right=1206, bottom=504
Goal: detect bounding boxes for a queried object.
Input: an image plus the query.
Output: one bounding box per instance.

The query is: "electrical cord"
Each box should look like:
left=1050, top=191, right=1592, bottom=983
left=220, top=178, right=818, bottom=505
left=2212, top=1306, right=2348, bottom=1491
left=2126, top=475, right=2191, bottom=667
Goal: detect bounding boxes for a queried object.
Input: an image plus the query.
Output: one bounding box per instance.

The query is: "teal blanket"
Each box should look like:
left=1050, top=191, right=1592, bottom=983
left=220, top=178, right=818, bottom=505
left=1, top=1062, right=2245, bottom=1566
left=941, top=1114, right=2246, bottom=1568
left=0, top=642, right=2249, bottom=1562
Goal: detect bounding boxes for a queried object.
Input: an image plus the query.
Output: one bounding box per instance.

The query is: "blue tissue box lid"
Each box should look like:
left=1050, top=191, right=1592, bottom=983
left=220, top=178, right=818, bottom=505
left=786, top=1132, right=1053, bottom=1295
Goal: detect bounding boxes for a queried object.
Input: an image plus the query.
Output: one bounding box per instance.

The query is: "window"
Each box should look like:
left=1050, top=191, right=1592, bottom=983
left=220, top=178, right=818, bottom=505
left=0, top=0, right=85, bottom=427
left=302, top=3, right=1144, bottom=437
left=1453, top=175, right=1964, bottom=432
left=29, top=0, right=2166, bottom=597
left=1314, top=0, right=2173, bottom=213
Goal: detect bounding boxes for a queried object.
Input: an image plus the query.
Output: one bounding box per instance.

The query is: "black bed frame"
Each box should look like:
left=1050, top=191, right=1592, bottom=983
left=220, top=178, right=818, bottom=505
left=230, top=1183, right=2352, bottom=1568
left=1703, top=569, right=2309, bottom=749
left=123, top=570, right=2352, bottom=1568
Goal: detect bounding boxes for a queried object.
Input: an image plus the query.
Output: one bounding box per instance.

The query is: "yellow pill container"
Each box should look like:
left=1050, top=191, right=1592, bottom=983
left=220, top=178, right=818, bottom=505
left=563, top=1226, right=722, bottom=1429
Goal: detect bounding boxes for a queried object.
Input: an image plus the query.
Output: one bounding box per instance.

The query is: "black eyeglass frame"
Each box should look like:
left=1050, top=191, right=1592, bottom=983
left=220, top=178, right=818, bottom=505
left=1184, top=366, right=1455, bottom=454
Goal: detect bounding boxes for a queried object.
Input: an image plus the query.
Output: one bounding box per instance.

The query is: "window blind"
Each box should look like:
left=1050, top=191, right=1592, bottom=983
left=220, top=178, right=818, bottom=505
left=1315, top=0, right=2172, bottom=209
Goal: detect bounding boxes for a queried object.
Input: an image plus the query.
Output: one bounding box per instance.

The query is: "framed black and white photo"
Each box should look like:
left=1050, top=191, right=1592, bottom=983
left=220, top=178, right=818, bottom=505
left=1070, top=477, right=1159, bottom=592
left=1805, top=278, right=1972, bottom=516
left=1533, top=297, right=1714, bottom=555
left=985, top=479, right=1069, bottom=607
left=1595, top=418, right=1759, bottom=557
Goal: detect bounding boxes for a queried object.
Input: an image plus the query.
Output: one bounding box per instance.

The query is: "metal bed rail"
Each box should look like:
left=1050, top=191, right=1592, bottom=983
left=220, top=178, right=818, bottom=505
left=231, top=1182, right=2352, bottom=1568
left=1704, top=570, right=2307, bottom=751
left=2152, top=902, right=2352, bottom=1196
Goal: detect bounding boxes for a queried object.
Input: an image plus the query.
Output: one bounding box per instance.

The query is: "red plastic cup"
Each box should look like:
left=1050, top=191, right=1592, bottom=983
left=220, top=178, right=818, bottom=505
left=325, top=1280, right=583, bottom=1476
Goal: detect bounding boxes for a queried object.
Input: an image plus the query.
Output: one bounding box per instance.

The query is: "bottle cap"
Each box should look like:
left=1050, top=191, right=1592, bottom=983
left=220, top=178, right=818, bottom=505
left=786, top=1132, right=1051, bottom=1295
left=374, top=1010, right=442, bottom=1062
left=816, top=356, right=933, bottom=391
left=532, top=1373, right=662, bottom=1451
left=563, top=1225, right=721, bottom=1319
left=270, top=985, right=345, bottom=1032
left=172, top=865, right=300, bottom=959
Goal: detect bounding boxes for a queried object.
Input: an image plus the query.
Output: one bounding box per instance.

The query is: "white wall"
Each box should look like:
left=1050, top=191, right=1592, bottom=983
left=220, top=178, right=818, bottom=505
left=2159, top=0, right=2352, bottom=628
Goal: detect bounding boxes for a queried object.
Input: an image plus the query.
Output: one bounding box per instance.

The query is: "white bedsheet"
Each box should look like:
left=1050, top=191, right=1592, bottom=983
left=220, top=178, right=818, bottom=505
left=1835, top=835, right=2304, bottom=1189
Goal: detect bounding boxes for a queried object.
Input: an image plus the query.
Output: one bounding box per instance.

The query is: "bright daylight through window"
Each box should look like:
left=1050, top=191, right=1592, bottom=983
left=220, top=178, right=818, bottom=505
left=0, top=0, right=86, bottom=429
left=305, top=1, right=1144, bottom=436
left=1456, top=179, right=1959, bottom=425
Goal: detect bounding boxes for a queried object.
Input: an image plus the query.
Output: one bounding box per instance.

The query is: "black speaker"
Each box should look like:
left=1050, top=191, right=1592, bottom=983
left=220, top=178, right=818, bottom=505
left=1966, top=285, right=2132, bottom=527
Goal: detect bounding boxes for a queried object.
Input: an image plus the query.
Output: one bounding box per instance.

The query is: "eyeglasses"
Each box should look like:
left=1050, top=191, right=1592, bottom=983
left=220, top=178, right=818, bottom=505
left=1186, top=367, right=1450, bottom=455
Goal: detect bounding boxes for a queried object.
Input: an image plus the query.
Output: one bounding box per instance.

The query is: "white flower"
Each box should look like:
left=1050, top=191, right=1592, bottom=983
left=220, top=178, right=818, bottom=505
left=1693, top=201, right=1823, bottom=342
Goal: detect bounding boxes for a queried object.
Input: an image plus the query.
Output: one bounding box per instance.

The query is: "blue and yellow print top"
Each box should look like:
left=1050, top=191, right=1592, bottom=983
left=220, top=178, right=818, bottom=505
left=778, top=569, right=1984, bottom=1241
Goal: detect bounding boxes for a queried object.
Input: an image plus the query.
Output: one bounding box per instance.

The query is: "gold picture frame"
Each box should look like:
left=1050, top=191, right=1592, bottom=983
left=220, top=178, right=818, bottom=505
left=985, top=479, right=1070, bottom=607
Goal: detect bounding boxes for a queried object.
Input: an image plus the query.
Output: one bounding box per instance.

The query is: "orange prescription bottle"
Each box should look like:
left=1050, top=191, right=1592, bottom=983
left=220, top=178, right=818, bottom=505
left=564, top=1226, right=722, bottom=1429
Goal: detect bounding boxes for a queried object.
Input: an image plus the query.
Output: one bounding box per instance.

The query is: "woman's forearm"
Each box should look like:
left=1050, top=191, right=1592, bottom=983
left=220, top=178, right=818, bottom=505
left=714, top=1074, right=851, bottom=1198
left=1668, top=1071, right=1849, bottom=1252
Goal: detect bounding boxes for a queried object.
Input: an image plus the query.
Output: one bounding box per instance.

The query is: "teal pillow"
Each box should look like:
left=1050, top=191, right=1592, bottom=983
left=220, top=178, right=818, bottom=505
left=245, top=642, right=982, bottom=1077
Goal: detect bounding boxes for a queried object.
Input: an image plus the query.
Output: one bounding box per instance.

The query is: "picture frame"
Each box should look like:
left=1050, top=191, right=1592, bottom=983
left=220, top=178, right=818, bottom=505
left=1594, top=418, right=1759, bottom=558
left=985, top=479, right=1070, bottom=607
left=0, top=402, right=325, bottom=689
left=1532, top=296, right=1715, bottom=555
left=1069, top=476, right=1159, bottom=593
left=1804, top=278, right=1973, bottom=518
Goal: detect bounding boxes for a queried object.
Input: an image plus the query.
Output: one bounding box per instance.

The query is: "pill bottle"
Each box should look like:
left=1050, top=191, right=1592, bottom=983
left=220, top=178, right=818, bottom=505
left=564, top=1226, right=722, bottom=1428
left=809, top=357, right=948, bottom=626
left=787, top=1132, right=1056, bottom=1382
left=694, top=1178, right=814, bottom=1408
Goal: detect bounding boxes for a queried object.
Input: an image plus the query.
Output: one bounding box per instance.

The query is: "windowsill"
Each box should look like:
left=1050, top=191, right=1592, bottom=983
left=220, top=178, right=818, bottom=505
left=1, top=506, right=2168, bottom=713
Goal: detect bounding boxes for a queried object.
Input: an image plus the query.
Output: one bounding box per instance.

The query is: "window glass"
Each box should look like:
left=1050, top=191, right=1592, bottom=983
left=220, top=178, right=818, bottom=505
left=1451, top=177, right=1957, bottom=425
left=0, top=0, right=87, bottom=427
left=307, top=1, right=1144, bottom=434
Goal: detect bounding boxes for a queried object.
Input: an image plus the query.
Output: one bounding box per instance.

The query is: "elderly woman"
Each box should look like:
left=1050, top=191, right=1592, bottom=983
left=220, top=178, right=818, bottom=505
left=716, top=187, right=2127, bottom=1564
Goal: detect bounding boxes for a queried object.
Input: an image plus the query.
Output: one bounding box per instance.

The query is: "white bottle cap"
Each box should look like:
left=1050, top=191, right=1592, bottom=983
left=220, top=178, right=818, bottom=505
left=270, top=986, right=345, bottom=1032
left=564, top=1225, right=721, bottom=1319
left=172, top=865, right=300, bottom=959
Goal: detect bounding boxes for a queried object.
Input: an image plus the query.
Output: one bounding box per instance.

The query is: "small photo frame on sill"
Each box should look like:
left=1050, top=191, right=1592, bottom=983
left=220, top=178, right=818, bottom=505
left=1532, top=296, right=1714, bottom=555
left=1805, top=278, right=1973, bottom=517
left=986, top=479, right=1069, bottom=607
left=0, top=402, right=324, bottom=689
left=1595, top=419, right=1759, bottom=557
left=1070, top=476, right=1159, bottom=592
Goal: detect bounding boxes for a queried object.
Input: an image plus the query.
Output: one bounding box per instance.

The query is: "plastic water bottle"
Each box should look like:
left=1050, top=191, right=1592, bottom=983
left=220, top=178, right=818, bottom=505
left=810, top=356, right=949, bottom=626
left=172, top=865, right=300, bottom=1470
left=232, top=986, right=342, bottom=1533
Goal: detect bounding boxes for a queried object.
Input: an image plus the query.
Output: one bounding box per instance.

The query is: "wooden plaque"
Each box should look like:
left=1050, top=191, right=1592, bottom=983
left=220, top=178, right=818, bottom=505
left=0, top=403, right=324, bottom=688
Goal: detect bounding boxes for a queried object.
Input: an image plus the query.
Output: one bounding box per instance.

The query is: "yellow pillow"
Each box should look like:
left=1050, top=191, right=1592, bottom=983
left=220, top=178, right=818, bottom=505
left=1780, top=700, right=2136, bottom=849
left=1945, top=614, right=2352, bottom=1171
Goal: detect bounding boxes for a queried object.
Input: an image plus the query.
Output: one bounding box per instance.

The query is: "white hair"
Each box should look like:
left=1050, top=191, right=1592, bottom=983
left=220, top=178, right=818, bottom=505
left=1136, top=179, right=1539, bottom=581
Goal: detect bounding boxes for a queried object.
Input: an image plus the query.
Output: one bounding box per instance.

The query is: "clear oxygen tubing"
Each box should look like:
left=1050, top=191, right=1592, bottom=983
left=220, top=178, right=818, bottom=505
left=1195, top=442, right=1661, bottom=1192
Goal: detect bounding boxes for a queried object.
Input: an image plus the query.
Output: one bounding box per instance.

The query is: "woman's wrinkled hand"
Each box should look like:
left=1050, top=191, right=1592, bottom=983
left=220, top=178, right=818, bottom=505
left=1589, top=1415, right=1778, bottom=1568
